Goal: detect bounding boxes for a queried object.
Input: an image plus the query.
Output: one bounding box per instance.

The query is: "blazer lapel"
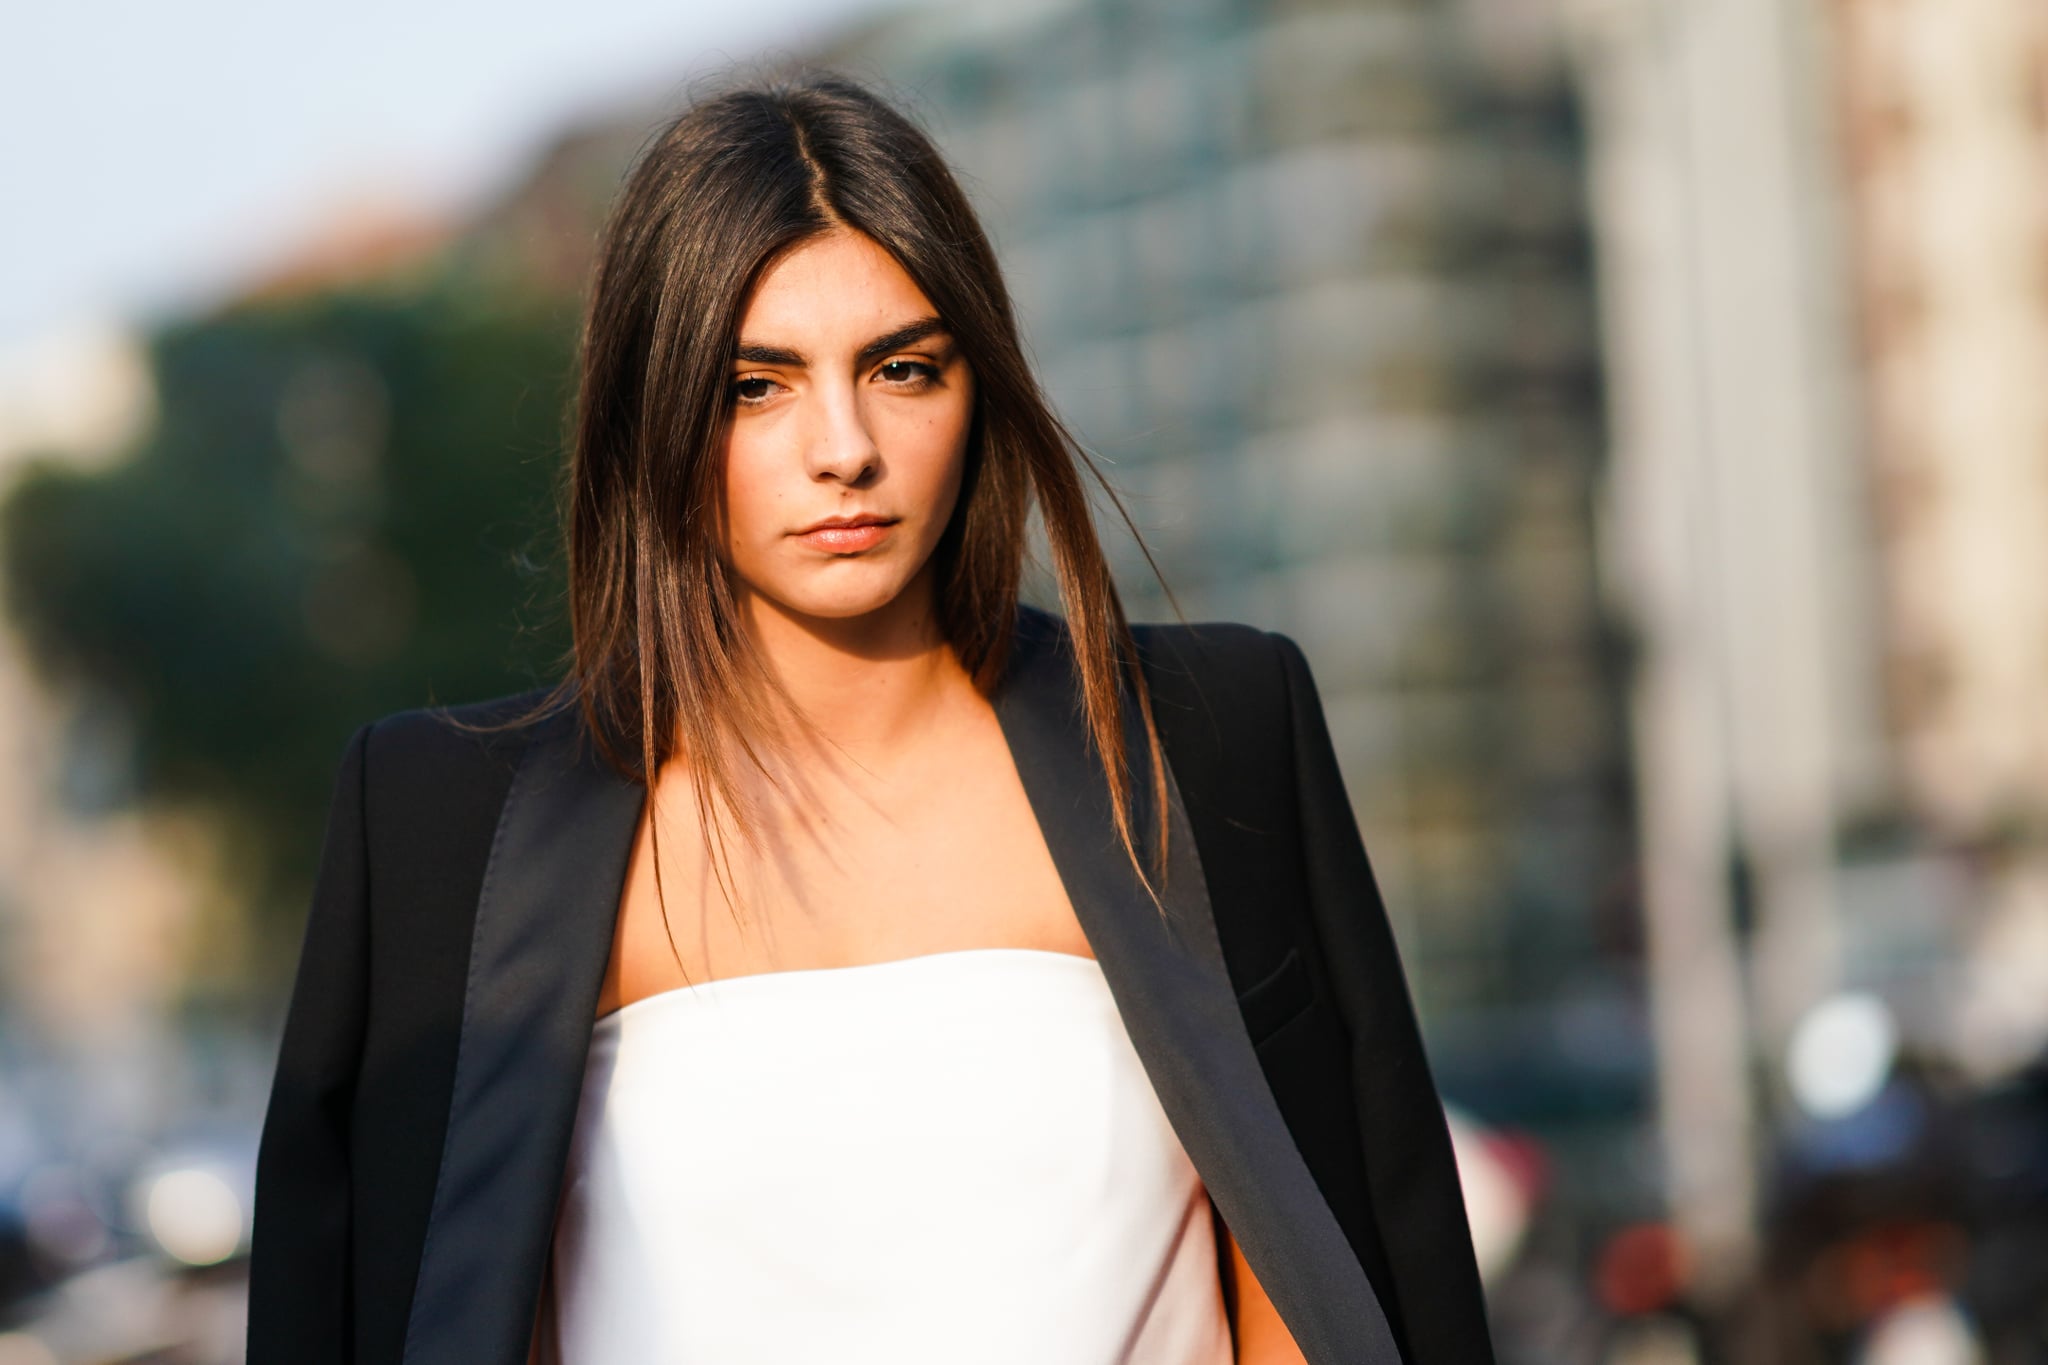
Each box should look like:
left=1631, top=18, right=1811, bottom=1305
left=993, top=605, right=1402, bottom=1365
left=399, top=700, right=646, bottom=1365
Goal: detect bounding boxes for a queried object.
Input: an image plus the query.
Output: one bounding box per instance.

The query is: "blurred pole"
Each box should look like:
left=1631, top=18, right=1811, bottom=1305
left=1563, top=0, right=1885, bottom=1303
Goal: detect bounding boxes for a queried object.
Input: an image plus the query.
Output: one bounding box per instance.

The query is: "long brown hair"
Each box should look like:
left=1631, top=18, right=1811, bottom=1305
left=466, top=67, right=1180, bottom=970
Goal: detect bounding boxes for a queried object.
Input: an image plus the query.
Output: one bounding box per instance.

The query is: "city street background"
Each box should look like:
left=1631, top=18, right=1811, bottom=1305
left=3, top=0, right=2045, bottom=1361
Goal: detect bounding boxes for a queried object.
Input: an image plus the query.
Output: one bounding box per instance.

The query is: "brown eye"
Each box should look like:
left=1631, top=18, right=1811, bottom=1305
left=732, top=377, right=778, bottom=405
left=877, top=361, right=937, bottom=386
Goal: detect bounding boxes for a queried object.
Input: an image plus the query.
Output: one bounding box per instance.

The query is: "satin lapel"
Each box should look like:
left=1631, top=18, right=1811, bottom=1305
left=400, top=703, right=645, bottom=1365
left=994, top=607, right=1403, bottom=1365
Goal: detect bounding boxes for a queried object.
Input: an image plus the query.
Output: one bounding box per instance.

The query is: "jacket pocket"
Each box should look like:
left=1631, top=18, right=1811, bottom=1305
left=1236, top=944, right=1315, bottom=1047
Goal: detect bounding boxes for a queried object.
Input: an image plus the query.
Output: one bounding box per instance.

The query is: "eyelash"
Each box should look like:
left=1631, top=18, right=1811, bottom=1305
left=729, top=360, right=939, bottom=408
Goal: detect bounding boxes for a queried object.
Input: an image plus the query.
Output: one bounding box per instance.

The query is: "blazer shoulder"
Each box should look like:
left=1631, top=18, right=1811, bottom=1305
left=1128, top=617, right=1300, bottom=773
left=1017, top=602, right=1282, bottom=675
left=357, top=682, right=564, bottom=798
left=1130, top=615, right=1290, bottom=696
left=1131, top=614, right=1275, bottom=651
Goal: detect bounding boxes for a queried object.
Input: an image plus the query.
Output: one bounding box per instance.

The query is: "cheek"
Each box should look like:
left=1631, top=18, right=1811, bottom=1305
left=719, top=428, right=787, bottom=544
left=887, top=396, right=975, bottom=500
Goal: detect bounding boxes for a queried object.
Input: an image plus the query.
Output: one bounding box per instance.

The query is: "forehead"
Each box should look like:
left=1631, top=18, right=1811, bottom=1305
left=739, top=229, right=936, bottom=340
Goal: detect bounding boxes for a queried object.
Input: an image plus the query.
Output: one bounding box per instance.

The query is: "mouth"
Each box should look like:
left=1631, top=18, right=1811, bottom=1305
left=791, top=514, right=900, bottom=554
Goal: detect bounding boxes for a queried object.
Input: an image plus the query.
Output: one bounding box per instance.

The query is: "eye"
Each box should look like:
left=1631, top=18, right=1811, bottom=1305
left=876, top=359, right=938, bottom=388
left=731, top=376, right=781, bottom=407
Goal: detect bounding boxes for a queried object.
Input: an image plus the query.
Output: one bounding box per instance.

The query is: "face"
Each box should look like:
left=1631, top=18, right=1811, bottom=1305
left=716, top=226, right=975, bottom=630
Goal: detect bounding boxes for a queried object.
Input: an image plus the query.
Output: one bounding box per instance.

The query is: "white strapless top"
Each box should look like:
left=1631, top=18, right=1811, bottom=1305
left=544, top=947, right=1233, bottom=1364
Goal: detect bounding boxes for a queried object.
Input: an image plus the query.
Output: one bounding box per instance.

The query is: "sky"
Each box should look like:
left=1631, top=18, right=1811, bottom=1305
left=3, top=0, right=892, bottom=357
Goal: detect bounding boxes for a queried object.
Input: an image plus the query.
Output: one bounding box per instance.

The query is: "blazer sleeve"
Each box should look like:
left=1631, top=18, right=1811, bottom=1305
left=1268, top=630, right=1498, bottom=1365
left=247, top=720, right=375, bottom=1365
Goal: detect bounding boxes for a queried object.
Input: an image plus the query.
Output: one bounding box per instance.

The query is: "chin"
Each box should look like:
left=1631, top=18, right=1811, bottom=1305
left=766, top=577, right=916, bottom=622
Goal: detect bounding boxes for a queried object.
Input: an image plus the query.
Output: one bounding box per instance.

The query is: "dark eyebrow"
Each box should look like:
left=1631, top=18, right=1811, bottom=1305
left=732, top=342, right=809, bottom=367
left=856, top=317, right=952, bottom=368
left=733, top=316, right=952, bottom=371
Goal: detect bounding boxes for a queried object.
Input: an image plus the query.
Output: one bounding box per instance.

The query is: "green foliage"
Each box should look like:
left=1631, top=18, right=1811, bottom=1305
left=1, top=279, right=579, bottom=954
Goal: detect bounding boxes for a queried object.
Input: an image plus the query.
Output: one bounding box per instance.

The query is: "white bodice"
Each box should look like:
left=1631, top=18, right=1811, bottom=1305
left=544, top=947, right=1233, bottom=1364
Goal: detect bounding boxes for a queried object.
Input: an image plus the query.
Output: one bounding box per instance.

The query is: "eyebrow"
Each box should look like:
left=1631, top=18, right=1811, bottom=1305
left=733, top=316, right=953, bottom=371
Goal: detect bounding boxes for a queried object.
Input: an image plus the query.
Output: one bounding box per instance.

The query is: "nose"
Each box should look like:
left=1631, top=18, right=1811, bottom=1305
left=803, top=374, right=880, bottom=486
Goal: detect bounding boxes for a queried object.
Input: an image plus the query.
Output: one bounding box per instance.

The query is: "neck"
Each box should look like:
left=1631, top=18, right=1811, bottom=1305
left=734, top=568, right=969, bottom=767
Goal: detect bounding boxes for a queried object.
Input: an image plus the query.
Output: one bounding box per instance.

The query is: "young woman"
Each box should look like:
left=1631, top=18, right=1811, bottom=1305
left=245, top=70, right=1493, bottom=1365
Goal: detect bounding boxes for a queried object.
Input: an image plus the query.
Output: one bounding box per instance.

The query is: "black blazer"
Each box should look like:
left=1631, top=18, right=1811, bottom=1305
left=247, top=603, right=1494, bottom=1365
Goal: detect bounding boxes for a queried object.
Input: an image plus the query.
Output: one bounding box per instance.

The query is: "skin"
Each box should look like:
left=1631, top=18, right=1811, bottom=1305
left=541, top=225, right=1306, bottom=1364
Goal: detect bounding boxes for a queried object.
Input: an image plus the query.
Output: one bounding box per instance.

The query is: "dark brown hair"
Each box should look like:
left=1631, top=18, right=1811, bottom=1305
left=472, top=67, right=1178, bottom=971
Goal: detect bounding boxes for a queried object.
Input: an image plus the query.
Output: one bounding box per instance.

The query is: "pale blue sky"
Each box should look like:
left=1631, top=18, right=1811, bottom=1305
left=3, top=0, right=890, bottom=353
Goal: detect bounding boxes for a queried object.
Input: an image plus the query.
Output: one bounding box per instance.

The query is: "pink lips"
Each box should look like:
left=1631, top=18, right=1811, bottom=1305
left=792, top=516, right=897, bottom=553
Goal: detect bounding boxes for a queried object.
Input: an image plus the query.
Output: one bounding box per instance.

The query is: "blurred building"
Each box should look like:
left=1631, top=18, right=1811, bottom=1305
left=1567, top=0, right=2048, bottom=1304
left=1835, top=0, right=2048, bottom=839
left=811, top=0, right=1643, bottom=1180
left=1828, top=0, right=2048, bottom=1085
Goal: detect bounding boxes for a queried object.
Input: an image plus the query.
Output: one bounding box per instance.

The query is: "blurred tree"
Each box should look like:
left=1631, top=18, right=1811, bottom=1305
left=0, top=279, right=578, bottom=981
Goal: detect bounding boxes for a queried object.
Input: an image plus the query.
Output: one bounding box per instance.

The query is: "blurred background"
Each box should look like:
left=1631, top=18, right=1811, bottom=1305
left=3, top=0, right=2046, bottom=1360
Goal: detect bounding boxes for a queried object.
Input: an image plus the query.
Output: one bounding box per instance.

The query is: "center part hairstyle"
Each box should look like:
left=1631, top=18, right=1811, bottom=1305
left=491, top=67, right=1179, bottom=953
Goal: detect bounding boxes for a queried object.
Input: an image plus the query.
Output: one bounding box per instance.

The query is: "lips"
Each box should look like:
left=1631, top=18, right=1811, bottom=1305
left=791, top=514, right=898, bottom=553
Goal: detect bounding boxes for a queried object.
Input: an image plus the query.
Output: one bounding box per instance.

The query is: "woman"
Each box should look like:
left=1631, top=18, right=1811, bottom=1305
left=245, top=70, right=1493, bottom=1365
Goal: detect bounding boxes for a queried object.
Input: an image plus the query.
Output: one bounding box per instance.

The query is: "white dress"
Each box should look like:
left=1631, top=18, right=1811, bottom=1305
left=544, top=946, right=1235, bottom=1364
